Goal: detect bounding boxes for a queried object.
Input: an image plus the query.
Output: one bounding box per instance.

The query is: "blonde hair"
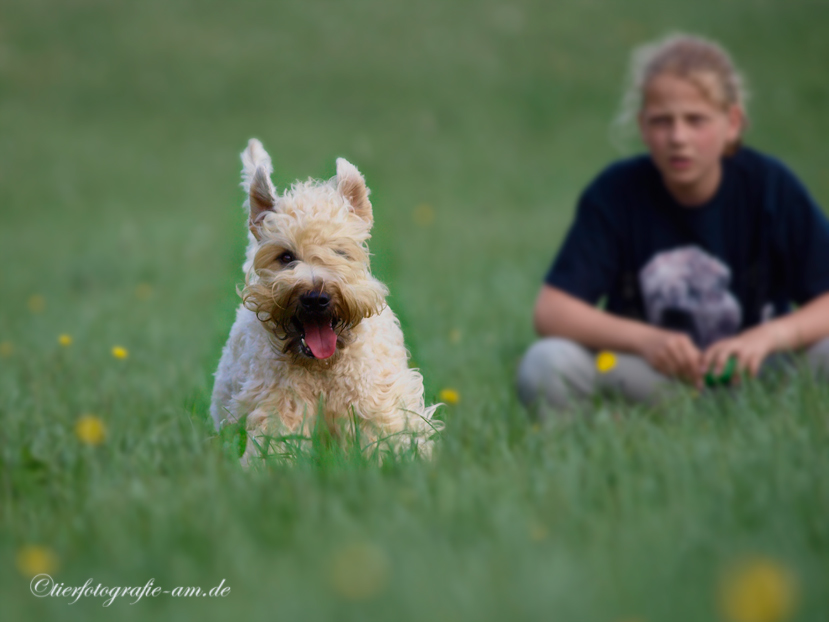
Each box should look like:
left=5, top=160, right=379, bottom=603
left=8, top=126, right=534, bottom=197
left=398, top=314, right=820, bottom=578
left=612, top=33, right=750, bottom=152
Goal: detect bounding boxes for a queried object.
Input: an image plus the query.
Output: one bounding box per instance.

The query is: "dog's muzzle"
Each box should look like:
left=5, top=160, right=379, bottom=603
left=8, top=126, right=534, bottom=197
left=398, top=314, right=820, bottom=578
left=295, top=291, right=338, bottom=359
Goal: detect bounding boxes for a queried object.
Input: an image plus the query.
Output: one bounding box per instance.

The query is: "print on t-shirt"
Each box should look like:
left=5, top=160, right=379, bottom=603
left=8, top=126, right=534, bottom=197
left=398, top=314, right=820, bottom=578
left=639, top=246, right=742, bottom=348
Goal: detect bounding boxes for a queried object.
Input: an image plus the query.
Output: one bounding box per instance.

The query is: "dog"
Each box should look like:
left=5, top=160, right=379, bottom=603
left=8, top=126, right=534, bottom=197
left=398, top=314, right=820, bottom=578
left=210, top=139, right=442, bottom=464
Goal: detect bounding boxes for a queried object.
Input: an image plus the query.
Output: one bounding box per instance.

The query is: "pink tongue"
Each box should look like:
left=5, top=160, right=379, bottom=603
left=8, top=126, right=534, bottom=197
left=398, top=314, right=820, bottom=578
left=304, top=320, right=337, bottom=359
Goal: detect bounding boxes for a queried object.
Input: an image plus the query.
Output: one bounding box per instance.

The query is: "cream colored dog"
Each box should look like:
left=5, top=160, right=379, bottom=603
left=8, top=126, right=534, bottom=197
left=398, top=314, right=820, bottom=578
left=210, top=139, right=442, bottom=464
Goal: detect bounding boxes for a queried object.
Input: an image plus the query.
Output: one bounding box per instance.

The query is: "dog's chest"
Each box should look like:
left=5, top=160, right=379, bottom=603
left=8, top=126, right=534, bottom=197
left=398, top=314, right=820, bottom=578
left=264, top=347, right=373, bottom=410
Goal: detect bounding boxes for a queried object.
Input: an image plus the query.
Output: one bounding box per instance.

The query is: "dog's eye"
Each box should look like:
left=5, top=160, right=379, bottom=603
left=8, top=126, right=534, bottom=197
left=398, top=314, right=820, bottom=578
left=278, top=252, right=296, bottom=265
left=334, top=249, right=350, bottom=260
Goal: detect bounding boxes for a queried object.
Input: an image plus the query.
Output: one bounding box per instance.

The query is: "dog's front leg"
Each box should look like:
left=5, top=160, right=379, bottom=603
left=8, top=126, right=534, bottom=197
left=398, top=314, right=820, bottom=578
left=239, top=407, right=277, bottom=467
left=239, top=405, right=314, bottom=467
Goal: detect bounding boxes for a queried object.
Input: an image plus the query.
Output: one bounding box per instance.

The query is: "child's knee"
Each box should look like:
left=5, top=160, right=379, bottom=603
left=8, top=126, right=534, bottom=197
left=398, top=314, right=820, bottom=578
left=806, top=337, right=829, bottom=379
left=516, top=338, right=595, bottom=412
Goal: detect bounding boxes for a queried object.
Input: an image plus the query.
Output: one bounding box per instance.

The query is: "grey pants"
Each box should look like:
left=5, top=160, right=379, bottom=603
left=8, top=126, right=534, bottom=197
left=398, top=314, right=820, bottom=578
left=516, top=337, right=829, bottom=414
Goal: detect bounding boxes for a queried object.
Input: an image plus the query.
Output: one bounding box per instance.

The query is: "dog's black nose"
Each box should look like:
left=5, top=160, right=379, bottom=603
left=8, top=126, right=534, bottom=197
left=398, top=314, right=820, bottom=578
left=300, top=291, right=330, bottom=312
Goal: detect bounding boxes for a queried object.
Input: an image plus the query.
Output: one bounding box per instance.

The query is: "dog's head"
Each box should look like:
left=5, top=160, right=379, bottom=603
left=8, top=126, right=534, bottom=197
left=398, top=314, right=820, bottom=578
left=239, top=139, right=388, bottom=362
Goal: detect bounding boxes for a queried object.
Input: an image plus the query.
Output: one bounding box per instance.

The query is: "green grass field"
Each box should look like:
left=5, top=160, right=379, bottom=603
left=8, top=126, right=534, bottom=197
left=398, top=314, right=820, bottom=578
left=2, top=0, right=829, bottom=619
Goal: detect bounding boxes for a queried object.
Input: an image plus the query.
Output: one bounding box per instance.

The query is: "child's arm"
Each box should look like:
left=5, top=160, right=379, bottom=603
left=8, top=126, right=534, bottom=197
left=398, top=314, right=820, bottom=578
left=534, top=285, right=703, bottom=386
left=701, top=157, right=829, bottom=379
left=702, top=291, right=829, bottom=378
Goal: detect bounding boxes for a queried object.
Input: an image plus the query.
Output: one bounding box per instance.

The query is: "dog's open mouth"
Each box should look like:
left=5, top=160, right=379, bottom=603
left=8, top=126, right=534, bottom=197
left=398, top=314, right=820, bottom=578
left=293, top=316, right=339, bottom=359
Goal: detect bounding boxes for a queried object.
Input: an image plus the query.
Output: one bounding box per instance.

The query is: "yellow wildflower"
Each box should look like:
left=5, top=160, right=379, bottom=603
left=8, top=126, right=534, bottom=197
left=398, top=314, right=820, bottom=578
left=28, top=295, right=45, bottom=313
left=528, top=520, right=548, bottom=542
left=413, top=203, right=435, bottom=226
left=135, top=283, right=153, bottom=300
left=58, top=334, right=72, bottom=347
left=75, top=414, right=106, bottom=445
left=720, top=557, right=797, bottom=622
left=0, top=342, right=13, bottom=358
left=596, top=351, right=617, bottom=373
left=328, top=542, right=390, bottom=601
left=448, top=328, right=461, bottom=344
left=16, top=545, right=58, bottom=577
left=111, top=346, right=128, bottom=359
left=439, top=388, right=460, bottom=404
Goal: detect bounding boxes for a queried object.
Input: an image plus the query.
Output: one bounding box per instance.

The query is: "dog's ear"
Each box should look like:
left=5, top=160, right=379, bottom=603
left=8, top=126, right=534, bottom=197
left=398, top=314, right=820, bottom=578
left=241, top=139, right=277, bottom=238
left=336, top=158, right=373, bottom=224
left=248, top=167, right=276, bottom=232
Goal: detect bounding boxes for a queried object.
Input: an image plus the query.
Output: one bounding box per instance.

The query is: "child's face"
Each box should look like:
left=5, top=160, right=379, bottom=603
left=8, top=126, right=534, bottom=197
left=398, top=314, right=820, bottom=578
left=638, top=72, right=742, bottom=205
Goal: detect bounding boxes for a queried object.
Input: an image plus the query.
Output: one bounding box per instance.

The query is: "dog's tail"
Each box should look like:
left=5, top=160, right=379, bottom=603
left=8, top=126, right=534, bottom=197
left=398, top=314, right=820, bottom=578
left=240, top=139, right=273, bottom=195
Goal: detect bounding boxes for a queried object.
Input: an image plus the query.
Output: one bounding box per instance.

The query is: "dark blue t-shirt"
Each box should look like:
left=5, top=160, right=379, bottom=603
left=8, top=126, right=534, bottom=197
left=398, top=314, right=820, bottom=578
left=545, top=147, right=829, bottom=348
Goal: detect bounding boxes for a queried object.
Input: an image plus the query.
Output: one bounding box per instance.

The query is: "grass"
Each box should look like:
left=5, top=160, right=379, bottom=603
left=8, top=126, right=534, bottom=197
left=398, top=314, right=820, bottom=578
left=1, top=0, right=829, bottom=619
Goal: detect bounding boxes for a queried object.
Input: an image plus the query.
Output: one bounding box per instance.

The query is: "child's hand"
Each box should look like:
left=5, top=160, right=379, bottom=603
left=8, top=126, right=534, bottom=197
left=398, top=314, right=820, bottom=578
left=639, top=329, right=703, bottom=387
left=701, top=325, right=782, bottom=380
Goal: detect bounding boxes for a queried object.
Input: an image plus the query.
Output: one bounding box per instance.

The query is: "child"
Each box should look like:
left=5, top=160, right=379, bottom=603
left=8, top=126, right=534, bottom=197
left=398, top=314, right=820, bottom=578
left=517, top=33, right=829, bottom=414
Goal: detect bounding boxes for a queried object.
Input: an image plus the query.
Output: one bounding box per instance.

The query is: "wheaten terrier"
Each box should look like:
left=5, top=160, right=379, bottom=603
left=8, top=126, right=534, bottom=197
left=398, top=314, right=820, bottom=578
left=210, top=139, right=442, bottom=464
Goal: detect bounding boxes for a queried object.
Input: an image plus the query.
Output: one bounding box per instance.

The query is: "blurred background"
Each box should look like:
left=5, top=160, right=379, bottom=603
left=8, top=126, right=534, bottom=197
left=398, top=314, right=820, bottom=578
left=1, top=0, right=828, bottom=620
left=2, top=0, right=827, bottom=386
